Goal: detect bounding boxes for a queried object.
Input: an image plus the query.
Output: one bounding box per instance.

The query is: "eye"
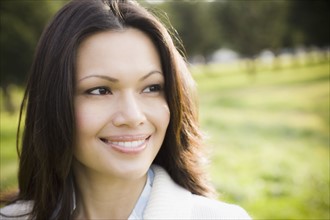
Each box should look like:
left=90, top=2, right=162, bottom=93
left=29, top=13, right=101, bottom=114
left=86, top=87, right=112, bottom=95
left=142, top=84, right=162, bottom=93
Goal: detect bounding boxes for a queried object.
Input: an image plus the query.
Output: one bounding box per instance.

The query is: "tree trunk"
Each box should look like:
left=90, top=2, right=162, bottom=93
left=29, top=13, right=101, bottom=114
left=1, top=84, right=16, bottom=114
left=246, top=58, right=257, bottom=80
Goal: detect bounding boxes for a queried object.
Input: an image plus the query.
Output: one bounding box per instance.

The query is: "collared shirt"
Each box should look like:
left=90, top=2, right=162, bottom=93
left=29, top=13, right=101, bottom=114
left=128, top=168, right=154, bottom=219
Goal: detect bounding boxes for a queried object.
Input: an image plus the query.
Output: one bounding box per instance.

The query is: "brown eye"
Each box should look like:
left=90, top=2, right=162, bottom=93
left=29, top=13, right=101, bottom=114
left=142, top=84, right=162, bottom=93
left=87, top=87, right=112, bottom=95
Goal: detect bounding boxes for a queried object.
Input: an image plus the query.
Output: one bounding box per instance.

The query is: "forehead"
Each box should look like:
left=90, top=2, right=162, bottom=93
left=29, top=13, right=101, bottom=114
left=76, top=28, right=162, bottom=79
left=77, top=29, right=161, bottom=62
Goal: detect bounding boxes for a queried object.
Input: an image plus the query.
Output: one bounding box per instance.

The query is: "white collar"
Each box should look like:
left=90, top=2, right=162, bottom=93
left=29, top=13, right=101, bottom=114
left=143, top=165, right=193, bottom=219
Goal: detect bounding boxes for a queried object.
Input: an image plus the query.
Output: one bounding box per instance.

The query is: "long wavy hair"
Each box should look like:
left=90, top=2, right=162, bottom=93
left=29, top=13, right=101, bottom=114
left=2, top=0, right=214, bottom=219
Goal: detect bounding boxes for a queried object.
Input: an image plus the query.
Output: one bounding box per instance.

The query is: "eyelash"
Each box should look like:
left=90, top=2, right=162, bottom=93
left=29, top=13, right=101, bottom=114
left=85, top=84, right=163, bottom=95
left=86, top=86, right=112, bottom=95
left=142, top=84, right=162, bottom=93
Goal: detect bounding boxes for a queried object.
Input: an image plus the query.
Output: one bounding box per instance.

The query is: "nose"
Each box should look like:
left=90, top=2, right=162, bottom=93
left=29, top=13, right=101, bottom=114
left=112, top=91, right=146, bottom=128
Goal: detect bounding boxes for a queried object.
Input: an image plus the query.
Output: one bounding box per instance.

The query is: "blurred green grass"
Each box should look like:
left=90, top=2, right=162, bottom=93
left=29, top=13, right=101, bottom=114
left=194, top=61, right=329, bottom=219
left=0, top=86, right=23, bottom=193
left=0, top=61, right=329, bottom=219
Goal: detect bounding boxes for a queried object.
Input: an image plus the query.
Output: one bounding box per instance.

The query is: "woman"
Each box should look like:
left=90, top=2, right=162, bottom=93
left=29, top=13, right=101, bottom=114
left=0, top=0, right=251, bottom=219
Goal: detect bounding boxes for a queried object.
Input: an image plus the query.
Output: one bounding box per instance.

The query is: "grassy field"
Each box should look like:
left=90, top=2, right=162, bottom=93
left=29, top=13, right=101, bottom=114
left=0, top=86, right=23, bottom=193
left=194, top=60, right=329, bottom=219
left=1, top=60, right=329, bottom=219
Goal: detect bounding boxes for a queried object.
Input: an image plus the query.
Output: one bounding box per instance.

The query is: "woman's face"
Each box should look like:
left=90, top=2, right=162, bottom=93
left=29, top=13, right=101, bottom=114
left=73, top=28, right=170, bottom=180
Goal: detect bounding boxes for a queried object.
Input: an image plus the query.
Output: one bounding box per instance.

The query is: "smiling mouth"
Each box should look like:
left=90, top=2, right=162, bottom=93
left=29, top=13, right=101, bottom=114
left=100, top=135, right=150, bottom=153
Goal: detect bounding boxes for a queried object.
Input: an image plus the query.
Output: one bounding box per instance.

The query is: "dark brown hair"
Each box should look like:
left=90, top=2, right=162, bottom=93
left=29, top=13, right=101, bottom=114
left=2, top=0, right=214, bottom=219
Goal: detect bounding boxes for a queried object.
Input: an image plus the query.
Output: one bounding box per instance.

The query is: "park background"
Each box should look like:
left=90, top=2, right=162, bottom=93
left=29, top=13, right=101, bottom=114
left=0, top=0, right=329, bottom=219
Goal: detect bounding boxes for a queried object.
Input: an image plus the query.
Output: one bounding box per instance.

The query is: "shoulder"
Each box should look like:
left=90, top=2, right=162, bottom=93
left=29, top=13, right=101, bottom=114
left=0, top=200, right=33, bottom=220
left=148, top=165, right=251, bottom=219
left=191, top=195, right=251, bottom=219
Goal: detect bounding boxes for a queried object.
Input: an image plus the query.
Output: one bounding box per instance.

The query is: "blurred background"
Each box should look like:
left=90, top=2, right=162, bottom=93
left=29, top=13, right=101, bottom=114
left=0, top=0, right=329, bottom=219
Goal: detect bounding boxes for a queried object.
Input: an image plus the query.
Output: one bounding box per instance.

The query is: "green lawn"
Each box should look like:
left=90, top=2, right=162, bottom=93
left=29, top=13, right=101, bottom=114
left=1, top=61, right=329, bottom=219
left=194, top=61, right=329, bottom=219
left=0, top=86, right=23, bottom=193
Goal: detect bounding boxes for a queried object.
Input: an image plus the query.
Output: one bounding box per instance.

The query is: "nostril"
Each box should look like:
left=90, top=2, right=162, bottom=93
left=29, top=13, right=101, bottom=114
left=111, top=106, right=146, bottom=127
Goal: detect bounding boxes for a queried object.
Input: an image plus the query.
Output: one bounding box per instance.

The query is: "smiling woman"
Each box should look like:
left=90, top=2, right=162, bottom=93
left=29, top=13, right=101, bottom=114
left=0, top=0, right=250, bottom=219
left=73, top=30, right=170, bottom=203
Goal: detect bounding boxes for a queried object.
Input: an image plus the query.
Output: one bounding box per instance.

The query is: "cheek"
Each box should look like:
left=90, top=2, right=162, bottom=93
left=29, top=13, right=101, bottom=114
left=153, top=102, right=170, bottom=133
left=74, top=100, right=107, bottom=138
left=76, top=107, right=95, bottom=128
left=75, top=106, right=92, bottom=134
left=162, top=104, right=170, bottom=128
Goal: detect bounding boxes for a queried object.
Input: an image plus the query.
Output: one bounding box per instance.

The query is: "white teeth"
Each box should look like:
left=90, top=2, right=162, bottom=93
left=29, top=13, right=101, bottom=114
left=108, top=139, right=145, bottom=148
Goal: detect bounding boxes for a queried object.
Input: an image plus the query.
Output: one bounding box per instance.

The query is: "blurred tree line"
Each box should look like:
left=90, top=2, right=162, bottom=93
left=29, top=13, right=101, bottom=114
left=0, top=0, right=329, bottom=112
left=155, top=0, right=329, bottom=64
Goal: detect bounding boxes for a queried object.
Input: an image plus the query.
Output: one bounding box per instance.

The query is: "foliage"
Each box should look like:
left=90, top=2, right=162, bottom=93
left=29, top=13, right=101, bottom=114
left=158, top=1, right=220, bottom=58
left=287, top=0, right=330, bottom=48
left=0, top=1, right=66, bottom=112
left=152, top=0, right=329, bottom=59
left=211, top=0, right=289, bottom=57
left=0, top=1, right=63, bottom=86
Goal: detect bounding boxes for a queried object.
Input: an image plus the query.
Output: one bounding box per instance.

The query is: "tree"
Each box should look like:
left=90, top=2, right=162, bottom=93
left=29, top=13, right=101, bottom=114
left=156, top=1, right=221, bottom=61
left=0, top=1, right=64, bottom=112
left=286, top=0, right=330, bottom=48
left=211, top=0, right=289, bottom=66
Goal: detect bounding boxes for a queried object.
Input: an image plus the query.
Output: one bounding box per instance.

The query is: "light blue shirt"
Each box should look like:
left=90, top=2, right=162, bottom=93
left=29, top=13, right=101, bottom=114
left=128, top=168, right=154, bottom=219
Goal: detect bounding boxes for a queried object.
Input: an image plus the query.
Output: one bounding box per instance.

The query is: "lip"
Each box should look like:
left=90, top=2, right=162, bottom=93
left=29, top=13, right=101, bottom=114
left=100, top=135, right=150, bottom=154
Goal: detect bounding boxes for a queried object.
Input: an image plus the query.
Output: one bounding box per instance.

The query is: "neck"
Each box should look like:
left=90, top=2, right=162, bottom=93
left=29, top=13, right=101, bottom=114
left=72, top=165, right=147, bottom=219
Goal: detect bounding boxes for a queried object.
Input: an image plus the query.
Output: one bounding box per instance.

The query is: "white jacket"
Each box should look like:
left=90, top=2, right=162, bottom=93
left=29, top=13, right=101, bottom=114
left=0, top=165, right=251, bottom=219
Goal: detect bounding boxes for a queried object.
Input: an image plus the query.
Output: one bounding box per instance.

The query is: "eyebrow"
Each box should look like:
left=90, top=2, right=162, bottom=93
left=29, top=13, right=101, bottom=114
left=78, top=70, right=163, bottom=82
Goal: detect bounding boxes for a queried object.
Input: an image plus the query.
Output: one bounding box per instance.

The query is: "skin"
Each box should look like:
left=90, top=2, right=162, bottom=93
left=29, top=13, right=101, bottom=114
left=73, top=28, right=170, bottom=219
